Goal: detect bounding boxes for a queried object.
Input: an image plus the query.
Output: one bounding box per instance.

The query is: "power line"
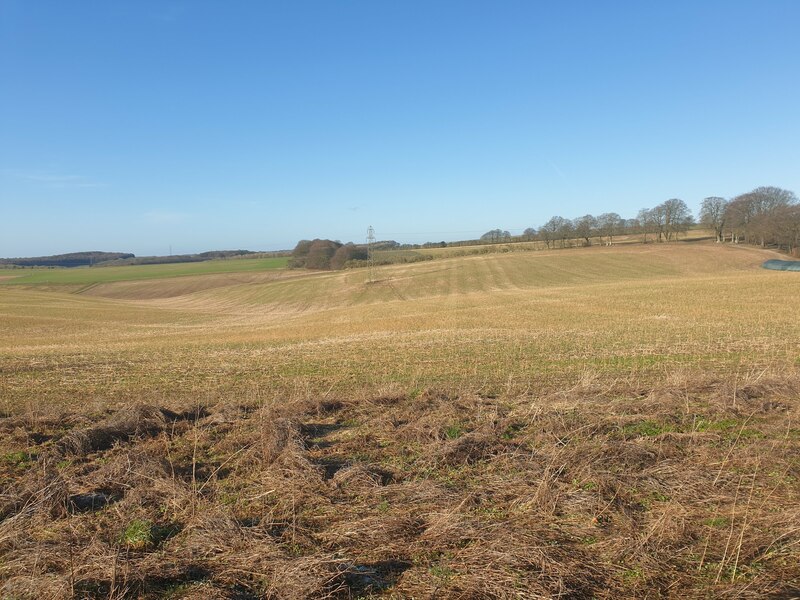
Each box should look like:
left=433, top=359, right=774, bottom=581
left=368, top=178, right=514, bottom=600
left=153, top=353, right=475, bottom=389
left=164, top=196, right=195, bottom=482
left=366, top=225, right=376, bottom=283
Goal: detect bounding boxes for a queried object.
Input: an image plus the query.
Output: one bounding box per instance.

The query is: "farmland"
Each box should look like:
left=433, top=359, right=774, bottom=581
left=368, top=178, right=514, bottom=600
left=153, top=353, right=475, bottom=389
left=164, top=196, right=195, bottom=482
left=0, top=256, right=289, bottom=287
left=1, top=241, right=799, bottom=598
left=1, top=242, right=797, bottom=410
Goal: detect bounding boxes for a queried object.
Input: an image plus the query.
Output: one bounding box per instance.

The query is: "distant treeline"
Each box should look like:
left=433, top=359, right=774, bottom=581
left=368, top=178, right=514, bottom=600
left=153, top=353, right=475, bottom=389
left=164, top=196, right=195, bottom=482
left=0, top=251, right=134, bottom=268
left=290, top=185, right=798, bottom=272
left=0, top=249, right=287, bottom=268
left=479, top=186, right=798, bottom=254
left=493, top=198, right=696, bottom=249
left=100, top=250, right=263, bottom=266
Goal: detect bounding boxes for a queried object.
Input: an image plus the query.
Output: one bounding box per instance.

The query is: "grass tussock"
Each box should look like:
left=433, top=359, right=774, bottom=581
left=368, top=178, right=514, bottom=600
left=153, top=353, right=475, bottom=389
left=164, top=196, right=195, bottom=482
left=2, top=372, right=799, bottom=598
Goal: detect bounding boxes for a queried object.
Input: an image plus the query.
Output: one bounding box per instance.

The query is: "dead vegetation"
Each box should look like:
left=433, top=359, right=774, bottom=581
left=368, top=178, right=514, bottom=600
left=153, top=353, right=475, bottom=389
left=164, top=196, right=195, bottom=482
left=3, top=238, right=799, bottom=599
left=1, top=372, right=799, bottom=598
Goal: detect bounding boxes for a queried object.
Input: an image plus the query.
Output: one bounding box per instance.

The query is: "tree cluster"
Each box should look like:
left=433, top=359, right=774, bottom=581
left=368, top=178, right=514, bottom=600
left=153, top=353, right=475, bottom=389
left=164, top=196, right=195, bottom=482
left=510, top=200, right=695, bottom=249
left=480, top=229, right=511, bottom=243
left=289, top=239, right=368, bottom=270
left=532, top=212, right=632, bottom=249
left=700, top=187, right=799, bottom=254
left=636, top=199, right=694, bottom=243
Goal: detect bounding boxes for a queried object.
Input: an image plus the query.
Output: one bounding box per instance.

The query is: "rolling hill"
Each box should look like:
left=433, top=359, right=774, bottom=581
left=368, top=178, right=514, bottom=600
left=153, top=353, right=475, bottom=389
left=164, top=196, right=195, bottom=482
left=1, top=241, right=799, bottom=599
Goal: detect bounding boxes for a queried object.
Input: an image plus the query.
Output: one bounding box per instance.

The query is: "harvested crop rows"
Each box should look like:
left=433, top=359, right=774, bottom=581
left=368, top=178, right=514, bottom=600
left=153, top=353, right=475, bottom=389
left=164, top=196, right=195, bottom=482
left=1, top=242, right=799, bottom=598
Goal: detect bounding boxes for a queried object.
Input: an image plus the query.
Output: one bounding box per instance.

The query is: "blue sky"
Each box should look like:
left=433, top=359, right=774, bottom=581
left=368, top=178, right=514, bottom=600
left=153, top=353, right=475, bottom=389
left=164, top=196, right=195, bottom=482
left=1, top=1, right=799, bottom=256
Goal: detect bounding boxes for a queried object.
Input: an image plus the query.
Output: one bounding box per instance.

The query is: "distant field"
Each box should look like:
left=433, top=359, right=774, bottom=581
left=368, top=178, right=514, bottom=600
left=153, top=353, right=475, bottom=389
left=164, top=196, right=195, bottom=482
left=1, top=241, right=796, bottom=409
left=0, top=256, right=289, bottom=286
left=2, top=241, right=799, bottom=598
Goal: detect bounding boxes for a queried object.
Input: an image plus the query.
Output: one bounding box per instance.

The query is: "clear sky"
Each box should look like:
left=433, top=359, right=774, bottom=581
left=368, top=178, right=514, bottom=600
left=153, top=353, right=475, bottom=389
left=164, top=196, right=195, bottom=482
left=2, top=1, right=799, bottom=256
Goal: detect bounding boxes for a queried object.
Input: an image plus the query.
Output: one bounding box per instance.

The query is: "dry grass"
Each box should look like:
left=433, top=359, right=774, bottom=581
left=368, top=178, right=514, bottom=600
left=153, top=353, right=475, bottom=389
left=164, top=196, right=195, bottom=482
left=1, top=373, right=799, bottom=598
left=1, top=241, right=799, bottom=597
left=1, top=242, right=797, bottom=413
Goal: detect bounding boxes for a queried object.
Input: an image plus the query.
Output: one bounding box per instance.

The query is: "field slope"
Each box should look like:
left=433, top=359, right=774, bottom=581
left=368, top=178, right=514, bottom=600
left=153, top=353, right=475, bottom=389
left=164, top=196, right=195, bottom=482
left=0, top=256, right=288, bottom=287
left=1, top=242, right=797, bottom=408
left=1, top=241, right=799, bottom=598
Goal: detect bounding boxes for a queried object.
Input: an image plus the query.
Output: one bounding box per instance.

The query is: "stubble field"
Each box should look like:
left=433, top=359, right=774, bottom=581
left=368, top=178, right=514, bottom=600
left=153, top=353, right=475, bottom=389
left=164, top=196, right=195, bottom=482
left=1, top=241, right=799, bottom=598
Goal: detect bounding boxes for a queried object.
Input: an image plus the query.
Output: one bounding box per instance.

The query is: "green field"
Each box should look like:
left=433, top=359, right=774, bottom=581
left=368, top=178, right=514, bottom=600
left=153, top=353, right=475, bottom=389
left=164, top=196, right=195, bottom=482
left=0, top=256, right=289, bottom=286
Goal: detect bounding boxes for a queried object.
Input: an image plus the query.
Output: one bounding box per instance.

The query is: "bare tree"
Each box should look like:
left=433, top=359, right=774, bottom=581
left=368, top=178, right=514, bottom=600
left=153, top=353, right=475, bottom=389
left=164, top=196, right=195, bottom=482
left=661, top=198, right=693, bottom=240
left=700, top=197, right=728, bottom=242
left=541, top=216, right=565, bottom=249
left=651, top=204, right=668, bottom=241
left=597, top=212, right=622, bottom=246
left=573, top=214, right=597, bottom=246
left=749, top=186, right=797, bottom=247
left=725, top=194, right=754, bottom=243
left=773, top=204, right=800, bottom=255
left=637, top=207, right=663, bottom=242
left=557, top=218, right=574, bottom=248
